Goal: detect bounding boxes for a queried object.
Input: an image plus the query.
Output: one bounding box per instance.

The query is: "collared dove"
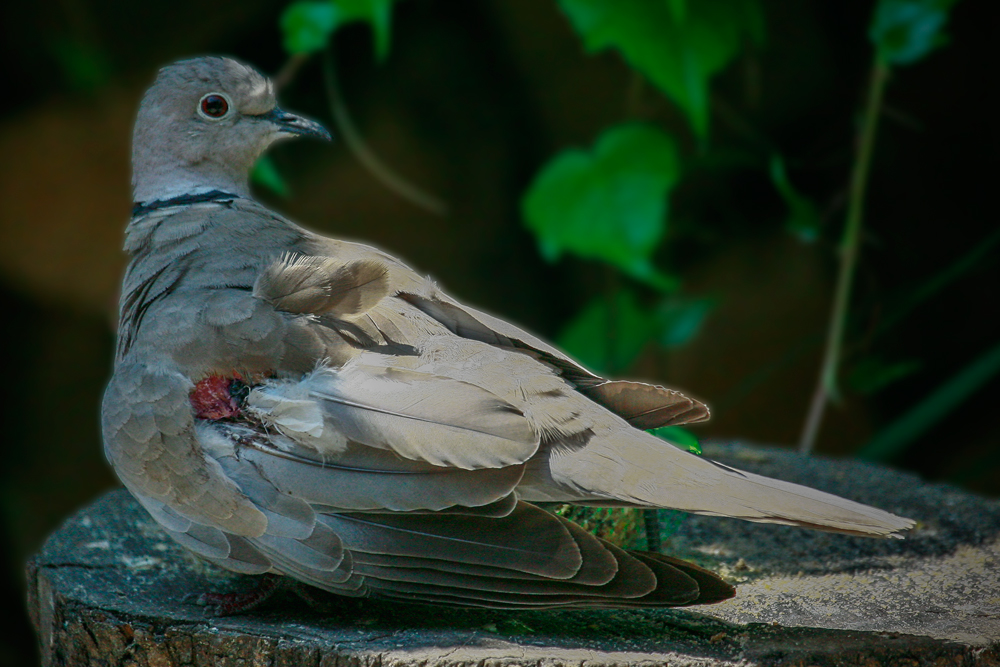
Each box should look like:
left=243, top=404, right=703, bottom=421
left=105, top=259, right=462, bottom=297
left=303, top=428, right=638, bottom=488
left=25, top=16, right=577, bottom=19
left=102, top=56, right=913, bottom=611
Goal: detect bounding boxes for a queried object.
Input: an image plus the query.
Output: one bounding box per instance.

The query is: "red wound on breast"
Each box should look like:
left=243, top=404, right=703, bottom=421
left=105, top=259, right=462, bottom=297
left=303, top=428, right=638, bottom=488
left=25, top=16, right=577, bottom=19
left=190, top=375, right=241, bottom=420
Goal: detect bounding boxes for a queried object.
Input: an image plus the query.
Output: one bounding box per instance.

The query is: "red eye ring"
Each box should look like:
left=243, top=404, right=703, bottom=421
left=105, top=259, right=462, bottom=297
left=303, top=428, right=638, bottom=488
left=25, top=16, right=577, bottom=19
left=199, top=93, right=229, bottom=119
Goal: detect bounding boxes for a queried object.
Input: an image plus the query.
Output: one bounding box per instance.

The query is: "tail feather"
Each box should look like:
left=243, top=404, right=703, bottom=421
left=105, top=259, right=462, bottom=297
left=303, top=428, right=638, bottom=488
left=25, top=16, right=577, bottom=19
left=692, top=459, right=914, bottom=536
left=541, top=429, right=914, bottom=538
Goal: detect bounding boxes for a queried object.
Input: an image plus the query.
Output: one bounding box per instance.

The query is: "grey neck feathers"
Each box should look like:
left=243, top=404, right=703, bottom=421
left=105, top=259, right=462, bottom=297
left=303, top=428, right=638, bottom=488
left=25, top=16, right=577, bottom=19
left=131, top=190, right=243, bottom=218
left=130, top=123, right=255, bottom=204
left=131, top=164, right=252, bottom=205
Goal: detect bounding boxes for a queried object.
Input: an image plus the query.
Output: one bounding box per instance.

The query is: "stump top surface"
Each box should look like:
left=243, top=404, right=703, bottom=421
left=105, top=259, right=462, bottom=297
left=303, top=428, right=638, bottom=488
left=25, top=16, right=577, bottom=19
left=28, top=442, right=1000, bottom=666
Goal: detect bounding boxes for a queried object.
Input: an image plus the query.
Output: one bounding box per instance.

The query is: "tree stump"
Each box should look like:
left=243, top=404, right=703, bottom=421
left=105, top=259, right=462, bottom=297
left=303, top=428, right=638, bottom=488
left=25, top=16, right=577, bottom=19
left=27, top=442, right=1000, bottom=666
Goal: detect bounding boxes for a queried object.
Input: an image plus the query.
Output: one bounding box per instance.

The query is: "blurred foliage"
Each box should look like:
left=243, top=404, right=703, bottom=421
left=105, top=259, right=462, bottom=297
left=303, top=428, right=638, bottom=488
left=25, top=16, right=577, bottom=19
left=656, top=295, right=716, bottom=349
left=281, top=1, right=338, bottom=55
left=558, top=289, right=658, bottom=373
left=557, top=0, right=764, bottom=140
left=557, top=289, right=714, bottom=375
left=798, top=0, right=970, bottom=451
left=49, top=39, right=112, bottom=92
left=870, top=0, right=959, bottom=65
left=861, top=340, right=1000, bottom=462
left=769, top=155, right=821, bottom=243
left=849, top=357, right=922, bottom=396
left=282, top=0, right=402, bottom=59
left=873, top=223, right=1000, bottom=342
left=251, top=155, right=291, bottom=198
left=544, top=0, right=989, bottom=469
left=650, top=427, right=702, bottom=456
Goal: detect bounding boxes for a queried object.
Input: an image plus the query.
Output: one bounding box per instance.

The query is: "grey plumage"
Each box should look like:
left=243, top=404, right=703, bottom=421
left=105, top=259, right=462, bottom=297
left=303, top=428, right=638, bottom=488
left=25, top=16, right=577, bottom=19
left=102, top=56, right=913, bottom=610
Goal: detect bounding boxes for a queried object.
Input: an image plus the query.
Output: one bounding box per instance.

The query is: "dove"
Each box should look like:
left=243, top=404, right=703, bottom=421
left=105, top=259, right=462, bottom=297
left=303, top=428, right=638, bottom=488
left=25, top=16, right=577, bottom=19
left=102, top=56, right=914, bottom=612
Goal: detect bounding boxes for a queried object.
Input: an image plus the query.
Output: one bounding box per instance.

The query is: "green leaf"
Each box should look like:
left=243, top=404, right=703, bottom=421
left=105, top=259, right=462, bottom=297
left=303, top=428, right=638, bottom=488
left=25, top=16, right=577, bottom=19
left=523, top=123, right=681, bottom=287
left=649, top=426, right=702, bottom=455
left=281, top=0, right=401, bottom=59
left=251, top=155, right=291, bottom=198
left=870, top=0, right=960, bottom=66
left=331, top=0, right=401, bottom=61
left=657, top=295, right=716, bottom=348
left=557, top=289, right=658, bottom=374
left=281, top=1, right=338, bottom=55
left=849, top=356, right=921, bottom=395
left=769, top=155, right=821, bottom=242
left=557, top=0, right=764, bottom=138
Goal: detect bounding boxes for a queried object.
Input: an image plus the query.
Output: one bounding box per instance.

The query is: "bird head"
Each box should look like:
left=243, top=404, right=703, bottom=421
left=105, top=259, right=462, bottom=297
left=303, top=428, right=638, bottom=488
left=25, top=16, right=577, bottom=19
left=131, top=57, right=330, bottom=204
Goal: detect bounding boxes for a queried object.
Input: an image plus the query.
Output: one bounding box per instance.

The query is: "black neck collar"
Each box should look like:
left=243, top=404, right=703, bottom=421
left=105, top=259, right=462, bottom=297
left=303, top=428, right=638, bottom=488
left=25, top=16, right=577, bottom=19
left=131, top=190, right=242, bottom=218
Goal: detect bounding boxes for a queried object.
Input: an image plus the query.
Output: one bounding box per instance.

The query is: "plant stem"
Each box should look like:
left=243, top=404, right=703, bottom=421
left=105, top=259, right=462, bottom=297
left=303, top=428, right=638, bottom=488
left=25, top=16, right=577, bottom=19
left=273, top=53, right=310, bottom=91
left=321, top=47, right=449, bottom=216
left=799, top=60, right=890, bottom=453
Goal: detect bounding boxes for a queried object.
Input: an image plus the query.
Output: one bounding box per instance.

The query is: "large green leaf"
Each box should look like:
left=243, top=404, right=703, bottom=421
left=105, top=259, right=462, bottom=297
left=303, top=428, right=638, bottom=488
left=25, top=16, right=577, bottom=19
left=557, top=0, right=764, bottom=138
left=523, top=123, right=680, bottom=288
left=870, top=0, right=960, bottom=66
left=281, top=0, right=401, bottom=60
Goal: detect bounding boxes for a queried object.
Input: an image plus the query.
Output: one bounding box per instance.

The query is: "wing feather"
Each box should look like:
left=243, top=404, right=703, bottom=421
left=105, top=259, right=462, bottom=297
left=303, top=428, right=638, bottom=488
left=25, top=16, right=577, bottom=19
left=238, top=442, right=525, bottom=512
left=399, top=289, right=710, bottom=429
left=249, top=362, right=539, bottom=470
left=580, top=380, right=710, bottom=428
left=325, top=502, right=583, bottom=579
left=254, top=253, right=390, bottom=317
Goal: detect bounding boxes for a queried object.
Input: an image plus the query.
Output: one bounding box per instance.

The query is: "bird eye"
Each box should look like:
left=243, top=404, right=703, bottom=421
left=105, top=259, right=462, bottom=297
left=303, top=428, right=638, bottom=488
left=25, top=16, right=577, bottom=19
left=198, top=93, right=231, bottom=119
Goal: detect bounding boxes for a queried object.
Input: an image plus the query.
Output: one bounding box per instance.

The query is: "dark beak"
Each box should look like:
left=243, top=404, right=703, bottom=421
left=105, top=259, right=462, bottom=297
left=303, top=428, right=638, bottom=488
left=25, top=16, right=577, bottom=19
left=259, top=107, right=331, bottom=141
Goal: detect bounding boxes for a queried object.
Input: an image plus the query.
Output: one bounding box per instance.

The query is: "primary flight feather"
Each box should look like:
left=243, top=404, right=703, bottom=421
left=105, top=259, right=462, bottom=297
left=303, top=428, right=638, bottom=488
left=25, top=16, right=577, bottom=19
left=102, top=57, right=913, bottom=611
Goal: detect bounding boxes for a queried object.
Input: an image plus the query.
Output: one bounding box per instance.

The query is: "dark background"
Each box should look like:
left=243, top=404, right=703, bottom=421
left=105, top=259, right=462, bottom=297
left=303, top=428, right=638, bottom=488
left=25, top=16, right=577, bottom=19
left=1, top=1, right=997, bottom=664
